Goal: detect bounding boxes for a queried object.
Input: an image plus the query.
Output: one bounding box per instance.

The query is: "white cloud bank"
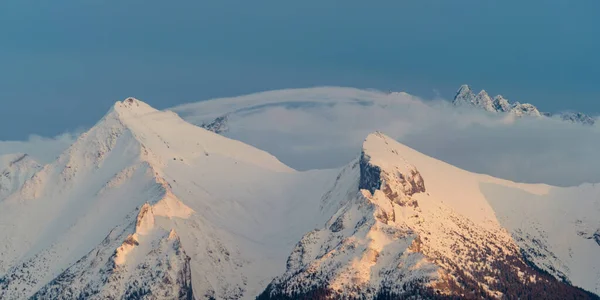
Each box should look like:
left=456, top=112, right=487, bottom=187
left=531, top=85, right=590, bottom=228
left=0, top=133, right=76, bottom=165
left=172, top=87, right=600, bottom=187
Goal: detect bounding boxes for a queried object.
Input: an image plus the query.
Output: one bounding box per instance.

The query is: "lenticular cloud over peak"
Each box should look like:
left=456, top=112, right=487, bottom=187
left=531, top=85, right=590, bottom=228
left=172, top=86, right=600, bottom=186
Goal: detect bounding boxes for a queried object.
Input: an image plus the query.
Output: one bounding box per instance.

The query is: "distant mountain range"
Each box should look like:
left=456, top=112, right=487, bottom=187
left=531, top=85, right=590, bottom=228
left=453, top=84, right=596, bottom=125
left=196, top=85, right=597, bottom=137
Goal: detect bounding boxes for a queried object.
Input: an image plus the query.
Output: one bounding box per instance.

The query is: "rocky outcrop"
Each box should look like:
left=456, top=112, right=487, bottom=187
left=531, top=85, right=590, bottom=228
left=358, top=152, right=382, bottom=195
left=200, top=115, right=229, bottom=134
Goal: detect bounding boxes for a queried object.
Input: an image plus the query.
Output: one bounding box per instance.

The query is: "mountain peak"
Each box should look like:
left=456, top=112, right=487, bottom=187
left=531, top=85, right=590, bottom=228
left=362, top=131, right=391, bottom=156
left=457, top=84, right=472, bottom=94
left=474, top=90, right=495, bottom=112
left=476, top=89, right=488, bottom=95
left=493, top=95, right=511, bottom=112
left=100, top=97, right=292, bottom=173
left=112, top=97, right=158, bottom=117
left=453, top=84, right=475, bottom=106
left=362, top=132, right=420, bottom=177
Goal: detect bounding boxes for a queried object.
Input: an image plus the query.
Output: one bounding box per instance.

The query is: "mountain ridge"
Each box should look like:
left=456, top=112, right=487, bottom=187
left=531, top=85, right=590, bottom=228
left=0, top=98, right=598, bottom=299
left=452, top=84, right=595, bottom=124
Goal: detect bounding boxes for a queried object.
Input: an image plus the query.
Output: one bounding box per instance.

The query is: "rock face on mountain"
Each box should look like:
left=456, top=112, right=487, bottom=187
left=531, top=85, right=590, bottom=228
left=0, top=99, right=599, bottom=299
left=452, top=84, right=595, bottom=124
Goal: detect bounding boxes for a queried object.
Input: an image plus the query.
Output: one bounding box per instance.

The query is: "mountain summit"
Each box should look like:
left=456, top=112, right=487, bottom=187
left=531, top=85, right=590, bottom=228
left=0, top=99, right=599, bottom=299
left=452, top=84, right=476, bottom=107
left=0, top=97, right=322, bottom=299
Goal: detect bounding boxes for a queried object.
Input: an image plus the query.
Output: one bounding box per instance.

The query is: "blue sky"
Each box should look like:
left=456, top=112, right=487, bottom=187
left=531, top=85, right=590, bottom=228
left=1, top=0, right=599, bottom=139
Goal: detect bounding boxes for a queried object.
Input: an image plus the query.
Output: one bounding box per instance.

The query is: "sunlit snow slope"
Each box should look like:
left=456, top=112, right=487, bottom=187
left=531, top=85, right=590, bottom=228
left=0, top=98, right=339, bottom=299
left=0, top=98, right=598, bottom=299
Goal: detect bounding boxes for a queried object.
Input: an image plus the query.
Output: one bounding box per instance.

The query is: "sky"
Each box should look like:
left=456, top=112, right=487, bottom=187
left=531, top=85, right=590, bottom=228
left=1, top=0, right=600, bottom=140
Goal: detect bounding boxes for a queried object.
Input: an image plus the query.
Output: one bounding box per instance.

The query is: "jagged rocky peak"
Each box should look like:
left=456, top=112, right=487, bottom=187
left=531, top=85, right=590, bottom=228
left=453, top=84, right=595, bottom=125
left=453, top=85, right=496, bottom=112
left=474, top=90, right=495, bottom=112
left=452, top=84, right=475, bottom=106
left=493, top=95, right=511, bottom=112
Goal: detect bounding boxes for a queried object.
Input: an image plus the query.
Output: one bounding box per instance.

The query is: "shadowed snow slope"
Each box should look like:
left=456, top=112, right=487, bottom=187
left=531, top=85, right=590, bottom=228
left=0, top=98, right=598, bottom=299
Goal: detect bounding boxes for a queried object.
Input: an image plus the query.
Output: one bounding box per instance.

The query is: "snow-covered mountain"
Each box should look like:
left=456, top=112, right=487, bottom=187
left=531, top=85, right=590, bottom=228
left=452, top=84, right=596, bottom=124
left=259, top=133, right=600, bottom=299
left=1, top=98, right=599, bottom=299
left=0, top=98, right=338, bottom=299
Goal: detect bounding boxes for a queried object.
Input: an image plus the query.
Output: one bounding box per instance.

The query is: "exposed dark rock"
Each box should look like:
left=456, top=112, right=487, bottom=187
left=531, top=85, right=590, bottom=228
left=359, top=151, right=382, bottom=195
left=329, top=216, right=344, bottom=233
left=200, top=115, right=229, bottom=134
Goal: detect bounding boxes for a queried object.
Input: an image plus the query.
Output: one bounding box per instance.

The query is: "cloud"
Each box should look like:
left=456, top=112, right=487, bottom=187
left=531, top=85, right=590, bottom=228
left=0, top=133, right=76, bottom=165
left=175, top=86, right=599, bottom=187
